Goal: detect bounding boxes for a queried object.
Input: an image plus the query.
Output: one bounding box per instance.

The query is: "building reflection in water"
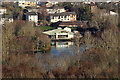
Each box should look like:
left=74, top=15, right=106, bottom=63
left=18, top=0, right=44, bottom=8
left=51, top=41, right=73, bottom=48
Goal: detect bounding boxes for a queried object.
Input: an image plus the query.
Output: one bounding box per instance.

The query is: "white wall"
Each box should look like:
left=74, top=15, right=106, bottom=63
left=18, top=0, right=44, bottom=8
left=28, top=15, right=38, bottom=23
left=9, top=18, right=13, bottom=22
left=18, top=1, right=36, bottom=8
left=69, top=34, right=74, bottom=38
left=110, top=11, right=118, bottom=15
left=0, top=18, right=13, bottom=23
left=50, top=15, right=71, bottom=23
left=0, top=8, right=7, bottom=15
left=64, top=27, right=71, bottom=32
left=28, top=9, right=39, bottom=13
left=46, top=2, right=58, bottom=7
left=18, top=1, right=26, bottom=8
left=46, top=8, right=66, bottom=14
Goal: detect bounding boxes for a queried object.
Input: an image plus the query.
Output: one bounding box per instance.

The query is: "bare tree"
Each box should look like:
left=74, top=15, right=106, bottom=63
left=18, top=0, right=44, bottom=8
left=38, top=4, right=49, bottom=25
left=2, top=20, right=51, bottom=54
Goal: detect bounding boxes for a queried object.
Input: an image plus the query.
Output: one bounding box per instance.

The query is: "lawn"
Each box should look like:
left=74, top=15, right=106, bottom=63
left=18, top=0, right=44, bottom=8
left=37, top=26, right=55, bottom=31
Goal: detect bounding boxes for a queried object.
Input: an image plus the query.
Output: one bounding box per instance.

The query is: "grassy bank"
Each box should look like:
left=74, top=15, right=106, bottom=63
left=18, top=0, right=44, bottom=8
left=36, top=26, right=55, bottom=31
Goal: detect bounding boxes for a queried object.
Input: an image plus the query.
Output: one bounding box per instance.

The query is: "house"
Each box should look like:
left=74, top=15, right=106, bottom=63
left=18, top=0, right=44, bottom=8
left=46, top=7, right=66, bottom=14
left=46, top=2, right=58, bottom=7
left=83, top=1, right=91, bottom=4
left=26, top=12, right=38, bottom=25
left=100, top=9, right=118, bottom=17
left=71, top=2, right=84, bottom=6
left=18, top=0, right=36, bottom=8
left=49, top=12, right=77, bottom=23
left=0, top=8, right=7, bottom=15
left=109, top=11, right=118, bottom=16
left=43, top=27, right=74, bottom=40
left=26, top=7, right=39, bottom=13
left=0, top=15, right=13, bottom=24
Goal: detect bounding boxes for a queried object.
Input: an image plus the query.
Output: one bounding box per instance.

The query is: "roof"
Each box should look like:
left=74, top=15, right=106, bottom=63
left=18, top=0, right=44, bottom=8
left=25, top=6, right=39, bottom=9
left=90, top=2, right=96, bottom=6
left=43, top=28, right=74, bottom=35
left=50, top=12, right=76, bottom=16
left=26, top=12, right=37, bottom=15
left=1, top=14, right=13, bottom=18
left=47, top=6, right=64, bottom=9
left=0, top=7, right=6, bottom=9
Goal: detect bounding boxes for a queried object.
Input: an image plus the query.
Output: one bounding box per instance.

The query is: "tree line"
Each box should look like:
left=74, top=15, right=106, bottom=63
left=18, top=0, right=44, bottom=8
left=2, top=20, right=51, bottom=54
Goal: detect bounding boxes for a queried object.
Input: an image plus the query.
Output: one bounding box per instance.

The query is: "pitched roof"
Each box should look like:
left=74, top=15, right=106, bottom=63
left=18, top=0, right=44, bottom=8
left=1, top=14, right=13, bottom=18
left=50, top=12, right=76, bottom=16
left=90, top=2, right=96, bottom=6
left=47, top=6, right=64, bottom=9
left=26, top=12, right=37, bottom=15
left=25, top=6, right=39, bottom=9
left=43, top=28, right=73, bottom=35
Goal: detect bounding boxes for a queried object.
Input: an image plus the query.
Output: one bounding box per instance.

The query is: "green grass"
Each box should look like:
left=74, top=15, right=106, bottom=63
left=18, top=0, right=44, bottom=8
left=37, top=26, right=55, bottom=31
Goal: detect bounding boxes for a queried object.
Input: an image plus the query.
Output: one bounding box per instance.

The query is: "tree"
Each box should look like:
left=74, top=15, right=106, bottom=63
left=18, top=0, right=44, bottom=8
left=2, top=2, right=23, bottom=20
left=62, top=2, right=72, bottom=11
left=84, top=9, right=119, bottom=51
left=38, top=3, right=48, bottom=25
left=2, top=20, right=51, bottom=54
left=72, top=5, right=91, bottom=20
left=73, top=33, right=83, bottom=55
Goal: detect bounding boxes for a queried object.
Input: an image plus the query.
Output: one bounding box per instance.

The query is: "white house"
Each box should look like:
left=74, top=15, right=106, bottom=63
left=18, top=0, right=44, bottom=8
left=46, top=2, right=58, bottom=7
left=26, top=12, right=38, bottom=24
left=110, top=11, right=118, bottom=16
left=27, top=8, right=39, bottom=13
left=43, top=27, right=74, bottom=40
left=106, top=0, right=111, bottom=3
left=18, top=0, right=26, bottom=8
left=0, top=15, right=13, bottom=24
left=0, top=8, right=7, bottom=15
left=50, top=12, right=77, bottom=23
left=46, top=7, right=66, bottom=14
left=18, top=0, right=36, bottom=8
left=101, top=10, right=119, bottom=17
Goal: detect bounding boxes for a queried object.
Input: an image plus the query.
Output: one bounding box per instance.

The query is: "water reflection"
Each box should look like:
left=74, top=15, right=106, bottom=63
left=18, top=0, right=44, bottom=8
left=50, top=41, right=86, bottom=57
left=35, top=41, right=86, bottom=72
left=51, top=41, right=73, bottom=48
left=37, top=41, right=86, bottom=57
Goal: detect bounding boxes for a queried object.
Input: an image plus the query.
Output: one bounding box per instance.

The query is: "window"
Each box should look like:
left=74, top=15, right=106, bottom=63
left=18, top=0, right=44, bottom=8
left=65, top=16, right=67, bottom=18
left=61, top=31, right=67, bottom=33
left=58, top=16, right=60, bottom=19
left=51, top=16, right=54, bottom=19
left=58, top=10, right=60, bottom=13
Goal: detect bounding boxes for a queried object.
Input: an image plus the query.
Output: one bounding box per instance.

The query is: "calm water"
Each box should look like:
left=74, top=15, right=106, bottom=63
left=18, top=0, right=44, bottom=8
left=49, top=41, right=86, bottom=57
left=36, top=41, right=86, bottom=58
left=35, top=41, right=87, bottom=70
